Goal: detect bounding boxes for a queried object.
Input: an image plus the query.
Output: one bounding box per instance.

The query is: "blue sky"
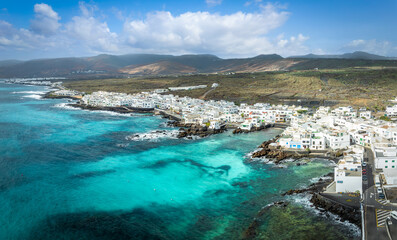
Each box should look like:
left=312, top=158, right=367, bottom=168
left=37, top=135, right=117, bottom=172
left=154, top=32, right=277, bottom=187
left=0, top=0, right=396, bottom=60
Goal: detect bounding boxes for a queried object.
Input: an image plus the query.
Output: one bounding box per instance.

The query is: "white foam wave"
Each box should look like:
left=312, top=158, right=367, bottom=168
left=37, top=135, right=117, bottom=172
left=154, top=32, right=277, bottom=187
left=126, top=130, right=180, bottom=142
left=13, top=90, right=48, bottom=95
left=309, top=176, right=333, bottom=183
left=91, top=110, right=134, bottom=117
left=288, top=194, right=361, bottom=237
left=53, top=103, right=80, bottom=111
left=53, top=103, right=134, bottom=116
left=22, top=94, right=43, bottom=100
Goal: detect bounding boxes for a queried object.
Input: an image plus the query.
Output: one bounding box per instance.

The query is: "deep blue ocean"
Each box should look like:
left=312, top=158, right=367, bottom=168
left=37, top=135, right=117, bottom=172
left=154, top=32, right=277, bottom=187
left=0, top=82, right=360, bottom=239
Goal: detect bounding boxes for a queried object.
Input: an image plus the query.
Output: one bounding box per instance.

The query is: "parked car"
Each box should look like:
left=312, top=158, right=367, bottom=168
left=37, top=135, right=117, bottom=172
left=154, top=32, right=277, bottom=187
left=377, top=187, right=383, bottom=194
left=363, top=175, right=368, bottom=181
left=362, top=162, right=367, bottom=167
left=391, top=211, right=397, bottom=220
left=379, top=193, right=385, bottom=199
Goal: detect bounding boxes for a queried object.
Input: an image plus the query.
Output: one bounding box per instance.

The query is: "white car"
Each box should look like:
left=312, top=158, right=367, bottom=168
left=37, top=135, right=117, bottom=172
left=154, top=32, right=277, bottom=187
left=391, top=211, right=397, bottom=220
left=377, top=187, right=383, bottom=194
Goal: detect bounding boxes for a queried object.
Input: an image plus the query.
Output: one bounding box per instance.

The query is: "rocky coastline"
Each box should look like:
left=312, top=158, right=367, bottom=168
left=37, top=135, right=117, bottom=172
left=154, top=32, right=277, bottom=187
left=68, top=103, right=154, bottom=114
left=282, top=172, right=334, bottom=196
left=243, top=177, right=361, bottom=239
left=246, top=136, right=341, bottom=164
left=280, top=166, right=360, bottom=227
left=232, top=124, right=274, bottom=134
left=309, top=193, right=361, bottom=226
left=164, top=119, right=227, bottom=139
left=244, top=134, right=361, bottom=229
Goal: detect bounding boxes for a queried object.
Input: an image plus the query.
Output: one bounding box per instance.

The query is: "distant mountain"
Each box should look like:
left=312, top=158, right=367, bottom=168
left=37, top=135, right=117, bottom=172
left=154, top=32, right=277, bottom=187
left=120, top=61, right=197, bottom=75
left=0, top=52, right=397, bottom=78
left=290, top=51, right=396, bottom=60
left=252, top=54, right=283, bottom=60
left=0, top=53, right=289, bottom=78
left=0, top=60, right=23, bottom=67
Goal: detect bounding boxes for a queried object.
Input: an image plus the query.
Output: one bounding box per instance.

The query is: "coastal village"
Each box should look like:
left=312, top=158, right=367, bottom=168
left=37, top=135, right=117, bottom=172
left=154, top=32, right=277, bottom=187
left=55, top=84, right=397, bottom=201
left=51, top=84, right=397, bottom=196
left=7, top=78, right=397, bottom=238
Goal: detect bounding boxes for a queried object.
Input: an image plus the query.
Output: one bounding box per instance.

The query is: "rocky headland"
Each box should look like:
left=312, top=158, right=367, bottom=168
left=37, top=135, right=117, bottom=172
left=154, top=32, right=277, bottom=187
left=246, top=136, right=341, bottom=165
left=165, top=120, right=227, bottom=138
left=69, top=103, right=154, bottom=114
left=232, top=124, right=274, bottom=134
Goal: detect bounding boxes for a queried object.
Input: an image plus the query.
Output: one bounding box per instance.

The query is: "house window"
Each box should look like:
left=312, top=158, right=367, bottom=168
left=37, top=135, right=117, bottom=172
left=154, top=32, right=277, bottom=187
left=337, top=180, right=343, bottom=183
left=393, top=166, right=395, bottom=168
left=385, top=166, right=388, bottom=168
left=386, top=160, right=388, bottom=163
left=393, top=160, right=395, bottom=163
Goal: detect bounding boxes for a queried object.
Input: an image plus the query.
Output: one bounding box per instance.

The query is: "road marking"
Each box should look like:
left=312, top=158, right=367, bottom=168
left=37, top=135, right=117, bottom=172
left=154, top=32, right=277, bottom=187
left=376, top=199, right=388, bottom=205
left=376, top=209, right=390, bottom=227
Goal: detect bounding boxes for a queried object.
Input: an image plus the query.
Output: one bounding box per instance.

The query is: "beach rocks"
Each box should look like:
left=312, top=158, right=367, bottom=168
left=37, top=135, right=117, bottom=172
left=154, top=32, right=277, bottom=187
left=176, top=124, right=226, bottom=139
left=310, top=193, right=361, bottom=226
left=70, top=103, right=153, bottom=113
left=248, top=135, right=325, bottom=165
left=249, top=148, right=295, bottom=163
left=282, top=174, right=334, bottom=196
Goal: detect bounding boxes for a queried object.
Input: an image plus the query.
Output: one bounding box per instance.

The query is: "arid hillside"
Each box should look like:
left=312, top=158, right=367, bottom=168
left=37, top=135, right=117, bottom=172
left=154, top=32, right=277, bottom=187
left=65, top=67, right=397, bottom=110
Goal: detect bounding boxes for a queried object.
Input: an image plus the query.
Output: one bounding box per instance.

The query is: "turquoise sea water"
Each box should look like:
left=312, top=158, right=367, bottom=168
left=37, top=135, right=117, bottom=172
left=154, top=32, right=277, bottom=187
left=0, top=82, right=359, bottom=239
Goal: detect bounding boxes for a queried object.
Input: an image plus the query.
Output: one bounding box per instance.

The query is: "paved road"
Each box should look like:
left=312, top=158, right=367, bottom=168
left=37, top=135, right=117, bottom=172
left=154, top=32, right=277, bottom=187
left=363, top=148, right=396, bottom=240
left=199, top=86, right=217, bottom=99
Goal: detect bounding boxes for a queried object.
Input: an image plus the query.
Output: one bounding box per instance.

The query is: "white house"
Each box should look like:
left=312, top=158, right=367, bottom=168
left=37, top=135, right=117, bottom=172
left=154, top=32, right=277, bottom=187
left=372, top=143, right=397, bottom=170
left=360, top=111, right=372, bottom=119
left=240, top=119, right=255, bottom=131
left=209, top=120, right=221, bottom=130
left=386, top=105, right=397, bottom=118
left=310, top=132, right=326, bottom=150
left=334, top=153, right=363, bottom=194
left=335, top=168, right=362, bottom=194
left=326, top=130, right=350, bottom=150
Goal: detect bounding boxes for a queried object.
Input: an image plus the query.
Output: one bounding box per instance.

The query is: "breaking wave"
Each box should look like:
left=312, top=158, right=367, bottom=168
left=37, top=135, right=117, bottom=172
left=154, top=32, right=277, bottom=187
left=126, top=130, right=180, bottom=142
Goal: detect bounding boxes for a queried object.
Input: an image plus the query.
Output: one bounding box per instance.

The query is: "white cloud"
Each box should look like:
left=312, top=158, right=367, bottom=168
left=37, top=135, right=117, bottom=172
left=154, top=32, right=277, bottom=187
left=62, top=2, right=119, bottom=53
left=66, top=16, right=119, bottom=52
left=0, top=2, right=119, bottom=57
left=30, top=3, right=60, bottom=35
left=274, top=33, right=309, bottom=56
left=342, top=39, right=395, bottom=56
left=0, top=20, right=34, bottom=48
left=206, top=0, right=223, bottom=7
left=123, top=3, right=295, bottom=57
left=0, top=2, right=315, bottom=59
